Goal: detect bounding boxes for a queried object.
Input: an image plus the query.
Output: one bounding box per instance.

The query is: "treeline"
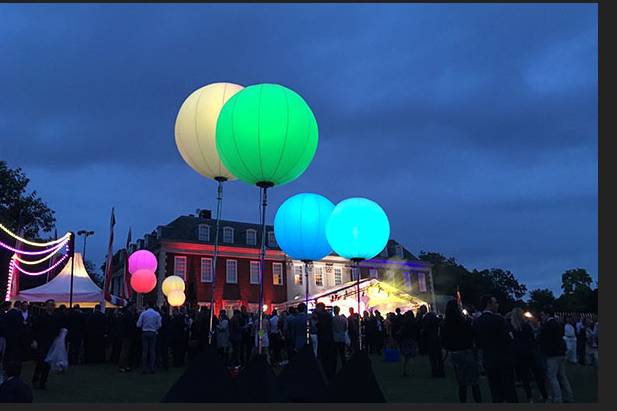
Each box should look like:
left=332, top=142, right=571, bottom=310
left=418, top=252, right=597, bottom=314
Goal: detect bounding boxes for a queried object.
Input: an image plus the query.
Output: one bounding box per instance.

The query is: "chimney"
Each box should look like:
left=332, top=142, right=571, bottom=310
left=198, top=209, right=212, bottom=220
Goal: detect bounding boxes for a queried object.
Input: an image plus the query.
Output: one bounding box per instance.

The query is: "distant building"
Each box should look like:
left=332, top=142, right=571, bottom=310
left=111, top=209, right=436, bottom=313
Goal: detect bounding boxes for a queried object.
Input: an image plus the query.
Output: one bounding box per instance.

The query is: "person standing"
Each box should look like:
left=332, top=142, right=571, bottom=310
left=0, top=361, right=33, bottom=403
left=473, top=295, right=517, bottom=403
left=136, top=301, right=161, bottom=374
left=585, top=319, right=598, bottom=366
left=422, top=310, right=445, bottom=378
left=332, top=306, right=348, bottom=369
left=269, top=309, right=282, bottom=366
left=291, top=303, right=309, bottom=355
left=563, top=317, right=578, bottom=364
left=576, top=317, right=587, bottom=365
left=285, top=307, right=297, bottom=361
left=216, top=310, right=230, bottom=363
left=440, top=300, right=481, bottom=403
left=67, top=305, right=85, bottom=365
left=31, top=299, right=61, bottom=390
left=117, top=307, right=135, bottom=372
left=416, top=305, right=428, bottom=355
left=347, top=307, right=360, bottom=354
left=85, top=305, right=107, bottom=364
left=374, top=310, right=385, bottom=354
left=240, top=306, right=253, bottom=365
left=3, top=302, right=24, bottom=365
left=229, top=310, right=244, bottom=367
left=508, top=308, right=547, bottom=402
left=539, top=305, right=573, bottom=403
left=315, top=303, right=336, bottom=380
left=170, top=308, right=188, bottom=367
left=156, top=308, right=171, bottom=371
left=399, top=310, right=419, bottom=377
left=0, top=302, right=10, bottom=376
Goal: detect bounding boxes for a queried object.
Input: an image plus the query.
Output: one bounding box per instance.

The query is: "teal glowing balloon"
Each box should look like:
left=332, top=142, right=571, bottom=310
left=274, top=193, right=335, bottom=261
left=326, top=198, right=390, bottom=260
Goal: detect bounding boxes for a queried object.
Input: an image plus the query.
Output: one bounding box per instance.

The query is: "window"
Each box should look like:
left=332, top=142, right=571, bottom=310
left=174, top=256, right=187, bottom=280
left=198, top=224, right=210, bottom=241
left=226, top=260, right=237, bottom=283
left=314, top=267, right=324, bottom=287
left=294, top=265, right=303, bottom=285
left=403, top=272, right=412, bottom=289
left=250, top=261, right=260, bottom=284
left=246, top=229, right=257, bottom=246
left=395, top=244, right=404, bottom=258
left=369, top=269, right=378, bottom=279
left=200, top=258, right=213, bottom=283
left=334, top=268, right=342, bottom=285
left=418, top=272, right=427, bottom=292
left=351, top=267, right=359, bottom=281
left=223, top=227, right=234, bottom=243
left=267, top=231, right=277, bottom=247
left=272, top=263, right=283, bottom=285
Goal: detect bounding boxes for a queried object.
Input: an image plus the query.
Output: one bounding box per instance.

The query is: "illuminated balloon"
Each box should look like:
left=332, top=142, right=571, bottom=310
left=128, top=250, right=157, bottom=274
left=167, top=290, right=186, bottom=307
left=326, top=198, right=390, bottom=260
left=175, top=82, right=244, bottom=180
left=274, top=193, right=334, bottom=261
left=162, top=275, right=185, bottom=296
left=130, top=269, right=157, bottom=293
left=216, top=83, right=318, bottom=186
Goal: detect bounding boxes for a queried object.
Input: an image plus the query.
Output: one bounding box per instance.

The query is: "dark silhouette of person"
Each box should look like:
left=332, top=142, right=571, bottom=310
left=0, top=361, right=33, bottom=403
left=85, top=305, right=107, bottom=363
left=416, top=305, right=428, bottom=355
left=67, top=304, right=85, bottom=365
left=31, top=299, right=61, bottom=390
left=156, top=307, right=171, bottom=370
left=117, top=306, right=136, bottom=372
left=422, top=310, right=445, bottom=378
left=472, top=295, right=518, bottom=403
left=315, top=303, right=336, bottom=380
left=170, top=308, right=188, bottom=366
left=347, top=307, right=360, bottom=354
left=3, top=301, right=25, bottom=364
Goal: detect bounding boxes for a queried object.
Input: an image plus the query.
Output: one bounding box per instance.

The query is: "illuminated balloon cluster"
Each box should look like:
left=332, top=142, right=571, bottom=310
left=162, top=275, right=186, bottom=307
left=128, top=250, right=158, bottom=294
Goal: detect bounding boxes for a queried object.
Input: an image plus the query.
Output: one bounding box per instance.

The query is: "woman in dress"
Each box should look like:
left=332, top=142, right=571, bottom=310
left=216, top=311, right=230, bottom=364
left=399, top=310, right=419, bottom=377
left=563, top=316, right=578, bottom=364
left=440, top=300, right=481, bottom=403
left=45, top=328, right=68, bottom=374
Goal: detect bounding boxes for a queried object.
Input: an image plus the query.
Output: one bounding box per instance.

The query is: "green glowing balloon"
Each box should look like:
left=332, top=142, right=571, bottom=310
left=215, top=83, right=318, bottom=186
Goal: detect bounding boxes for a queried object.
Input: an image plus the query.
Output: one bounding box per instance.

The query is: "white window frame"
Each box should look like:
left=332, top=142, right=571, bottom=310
left=200, top=257, right=213, bottom=283
left=250, top=261, right=260, bottom=284
left=369, top=268, right=378, bottom=279
left=174, top=256, right=187, bottom=280
left=294, top=265, right=303, bottom=285
left=226, top=259, right=238, bottom=284
left=314, top=266, right=324, bottom=287
left=198, top=224, right=210, bottom=242
left=403, top=272, right=412, bottom=290
left=267, top=231, right=277, bottom=247
left=418, top=272, right=427, bottom=292
left=223, top=227, right=234, bottom=243
left=272, top=262, right=283, bottom=286
left=246, top=229, right=257, bottom=246
left=334, top=268, right=342, bottom=285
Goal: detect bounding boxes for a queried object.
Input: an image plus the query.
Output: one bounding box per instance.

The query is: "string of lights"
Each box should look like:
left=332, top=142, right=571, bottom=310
left=13, top=241, right=68, bottom=265
left=0, top=223, right=71, bottom=247
left=0, top=237, right=69, bottom=255
left=11, top=253, right=69, bottom=276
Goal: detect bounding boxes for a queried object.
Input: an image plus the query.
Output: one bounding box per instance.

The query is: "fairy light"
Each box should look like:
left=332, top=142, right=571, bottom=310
left=13, top=240, right=67, bottom=265
left=12, top=254, right=69, bottom=276
left=5, top=255, right=17, bottom=301
left=0, top=237, right=69, bottom=255
left=0, top=224, right=71, bottom=247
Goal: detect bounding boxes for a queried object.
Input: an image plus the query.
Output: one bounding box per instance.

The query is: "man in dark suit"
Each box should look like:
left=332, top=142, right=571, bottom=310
left=472, top=295, right=518, bottom=403
left=31, top=299, right=61, bottom=390
left=315, top=303, right=336, bottom=380
left=0, top=361, right=33, bottom=403
left=67, top=305, right=85, bottom=365
left=4, top=302, right=25, bottom=364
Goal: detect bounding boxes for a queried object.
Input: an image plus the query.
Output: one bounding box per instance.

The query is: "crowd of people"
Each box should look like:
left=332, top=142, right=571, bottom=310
left=0, top=295, right=599, bottom=403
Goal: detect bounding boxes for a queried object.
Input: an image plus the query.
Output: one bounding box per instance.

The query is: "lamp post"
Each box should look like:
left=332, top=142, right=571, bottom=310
left=77, top=230, right=94, bottom=261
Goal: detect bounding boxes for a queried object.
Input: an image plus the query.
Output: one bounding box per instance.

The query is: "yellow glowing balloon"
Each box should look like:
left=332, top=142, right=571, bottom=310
left=161, top=275, right=185, bottom=296
left=175, top=82, right=244, bottom=180
left=167, top=290, right=186, bottom=307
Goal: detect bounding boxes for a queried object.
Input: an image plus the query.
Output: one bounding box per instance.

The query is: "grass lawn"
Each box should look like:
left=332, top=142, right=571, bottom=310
left=23, top=354, right=597, bottom=403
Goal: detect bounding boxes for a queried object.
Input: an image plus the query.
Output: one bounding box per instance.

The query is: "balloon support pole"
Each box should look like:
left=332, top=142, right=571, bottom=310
left=69, top=232, right=76, bottom=308
left=352, top=257, right=365, bottom=351
left=302, top=259, right=312, bottom=345
left=208, top=177, right=227, bottom=346
left=257, top=181, right=273, bottom=355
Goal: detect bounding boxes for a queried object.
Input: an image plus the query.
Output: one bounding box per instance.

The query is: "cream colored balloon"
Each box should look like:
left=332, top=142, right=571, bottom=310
left=175, top=82, right=244, bottom=180
left=161, top=275, right=185, bottom=296
left=167, top=290, right=186, bottom=307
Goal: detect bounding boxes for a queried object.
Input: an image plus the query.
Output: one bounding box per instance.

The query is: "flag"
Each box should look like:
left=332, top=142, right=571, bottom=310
left=122, top=226, right=132, bottom=301
left=102, top=208, right=116, bottom=310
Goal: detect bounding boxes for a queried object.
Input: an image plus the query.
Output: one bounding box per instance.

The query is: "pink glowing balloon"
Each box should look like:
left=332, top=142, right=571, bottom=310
left=130, top=269, right=157, bottom=293
left=128, top=250, right=157, bottom=274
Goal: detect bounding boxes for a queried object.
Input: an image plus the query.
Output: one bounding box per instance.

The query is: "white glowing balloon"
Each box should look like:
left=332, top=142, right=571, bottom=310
left=175, top=82, right=244, bottom=180
left=167, top=290, right=186, bottom=307
left=161, top=275, right=185, bottom=296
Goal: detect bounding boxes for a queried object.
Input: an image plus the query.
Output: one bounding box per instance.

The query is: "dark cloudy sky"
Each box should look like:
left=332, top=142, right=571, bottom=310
left=1, top=4, right=597, bottom=295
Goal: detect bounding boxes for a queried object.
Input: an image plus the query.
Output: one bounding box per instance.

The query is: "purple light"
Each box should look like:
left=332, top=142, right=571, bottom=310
left=13, top=254, right=68, bottom=276
left=0, top=239, right=68, bottom=255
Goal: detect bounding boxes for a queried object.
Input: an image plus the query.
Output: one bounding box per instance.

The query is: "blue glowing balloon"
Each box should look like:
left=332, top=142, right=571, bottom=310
left=274, top=193, right=335, bottom=261
left=326, top=197, right=390, bottom=260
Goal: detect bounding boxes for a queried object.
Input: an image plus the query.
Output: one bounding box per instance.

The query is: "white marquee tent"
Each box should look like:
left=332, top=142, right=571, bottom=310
left=15, top=252, right=107, bottom=307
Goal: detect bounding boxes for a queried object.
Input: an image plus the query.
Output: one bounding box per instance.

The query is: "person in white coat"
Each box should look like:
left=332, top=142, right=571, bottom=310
left=563, top=317, right=577, bottom=364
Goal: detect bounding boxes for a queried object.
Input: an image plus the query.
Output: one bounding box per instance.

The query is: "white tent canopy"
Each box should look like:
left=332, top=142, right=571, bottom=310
left=15, top=252, right=104, bottom=306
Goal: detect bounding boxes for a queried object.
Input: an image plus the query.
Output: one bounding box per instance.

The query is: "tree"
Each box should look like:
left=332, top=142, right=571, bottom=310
left=84, top=259, right=104, bottom=288
left=557, top=268, right=595, bottom=312
left=459, top=268, right=527, bottom=313
left=0, top=161, right=56, bottom=238
left=418, top=251, right=469, bottom=296
left=561, top=268, right=593, bottom=295
left=527, top=288, right=557, bottom=312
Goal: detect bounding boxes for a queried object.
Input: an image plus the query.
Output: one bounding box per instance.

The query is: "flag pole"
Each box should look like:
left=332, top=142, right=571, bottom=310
left=208, top=177, right=226, bottom=345
left=69, top=231, right=76, bottom=308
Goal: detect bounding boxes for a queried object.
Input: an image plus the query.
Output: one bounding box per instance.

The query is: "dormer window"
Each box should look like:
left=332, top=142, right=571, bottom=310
left=246, top=229, right=257, bottom=246
left=198, top=224, right=210, bottom=242
left=223, top=227, right=234, bottom=243
left=267, top=231, right=277, bottom=247
left=395, top=244, right=404, bottom=258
